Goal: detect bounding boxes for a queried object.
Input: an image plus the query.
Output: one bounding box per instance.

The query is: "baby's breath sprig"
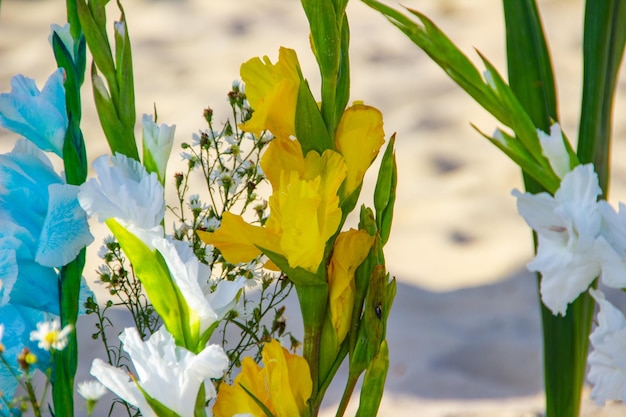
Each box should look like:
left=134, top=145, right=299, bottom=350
left=170, top=83, right=298, bottom=380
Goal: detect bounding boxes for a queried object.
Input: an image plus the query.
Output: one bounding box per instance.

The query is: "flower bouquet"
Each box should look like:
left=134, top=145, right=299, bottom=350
left=0, top=1, right=397, bottom=416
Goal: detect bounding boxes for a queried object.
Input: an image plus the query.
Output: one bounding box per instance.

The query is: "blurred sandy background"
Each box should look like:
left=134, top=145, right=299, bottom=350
left=2, top=0, right=626, bottom=415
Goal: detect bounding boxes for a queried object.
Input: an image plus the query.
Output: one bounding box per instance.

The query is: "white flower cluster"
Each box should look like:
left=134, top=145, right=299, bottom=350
left=513, top=124, right=626, bottom=405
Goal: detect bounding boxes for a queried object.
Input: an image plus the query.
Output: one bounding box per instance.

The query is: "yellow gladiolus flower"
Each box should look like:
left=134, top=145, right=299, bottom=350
left=335, top=102, right=385, bottom=197
left=213, top=339, right=312, bottom=417
left=201, top=137, right=346, bottom=273
left=240, top=47, right=301, bottom=139
left=328, top=229, right=375, bottom=343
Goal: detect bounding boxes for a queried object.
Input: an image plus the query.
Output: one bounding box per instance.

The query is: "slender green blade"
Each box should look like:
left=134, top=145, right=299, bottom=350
left=114, top=4, right=136, bottom=130
left=106, top=219, right=191, bottom=348
left=52, top=249, right=86, bottom=417
left=577, top=0, right=626, bottom=189
left=504, top=0, right=557, bottom=132
left=502, top=2, right=598, bottom=416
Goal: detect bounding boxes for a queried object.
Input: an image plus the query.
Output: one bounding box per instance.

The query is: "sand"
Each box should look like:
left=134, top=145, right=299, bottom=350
left=1, top=0, right=626, bottom=415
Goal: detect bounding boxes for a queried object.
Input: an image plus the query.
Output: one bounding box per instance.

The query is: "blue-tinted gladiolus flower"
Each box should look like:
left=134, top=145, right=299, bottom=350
left=0, top=69, right=68, bottom=157
left=0, top=139, right=93, bottom=313
left=0, top=140, right=94, bottom=412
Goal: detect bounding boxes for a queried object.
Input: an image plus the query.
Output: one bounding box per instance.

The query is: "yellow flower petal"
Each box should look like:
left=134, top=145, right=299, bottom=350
left=260, top=136, right=306, bottom=190
left=213, top=340, right=312, bottom=417
left=306, top=150, right=346, bottom=242
left=213, top=357, right=268, bottom=417
left=263, top=340, right=312, bottom=416
left=328, top=229, right=375, bottom=343
left=198, top=212, right=280, bottom=265
left=240, top=47, right=301, bottom=139
left=335, top=103, right=385, bottom=196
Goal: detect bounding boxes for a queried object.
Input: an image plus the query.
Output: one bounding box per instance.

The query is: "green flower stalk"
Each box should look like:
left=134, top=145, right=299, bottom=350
left=363, top=0, right=626, bottom=415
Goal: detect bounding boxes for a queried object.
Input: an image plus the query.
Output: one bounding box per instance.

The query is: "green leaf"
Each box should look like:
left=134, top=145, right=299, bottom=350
left=62, top=121, right=88, bottom=184
left=76, top=0, right=117, bottom=100
left=578, top=0, right=626, bottom=190
left=301, top=0, right=341, bottom=132
left=106, top=219, right=191, bottom=348
left=114, top=5, right=136, bottom=130
left=362, top=0, right=509, bottom=125
left=52, top=248, right=86, bottom=417
left=350, top=264, right=386, bottom=374
left=334, top=14, right=351, bottom=124
left=51, top=34, right=81, bottom=118
left=473, top=126, right=560, bottom=193
left=373, top=134, right=397, bottom=245
left=355, top=340, right=389, bottom=417
left=261, top=248, right=326, bottom=286
left=503, top=0, right=557, bottom=132
left=479, top=54, right=544, bottom=161
left=294, top=79, right=333, bottom=154
left=502, top=3, right=593, bottom=416
left=239, top=383, right=276, bottom=417
left=92, top=65, right=139, bottom=159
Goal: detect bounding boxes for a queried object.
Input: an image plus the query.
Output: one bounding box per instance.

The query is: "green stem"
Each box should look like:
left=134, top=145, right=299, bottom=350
left=25, top=379, right=42, bottom=417
left=334, top=371, right=359, bottom=417
left=302, top=322, right=321, bottom=417
left=53, top=250, right=85, bottom=417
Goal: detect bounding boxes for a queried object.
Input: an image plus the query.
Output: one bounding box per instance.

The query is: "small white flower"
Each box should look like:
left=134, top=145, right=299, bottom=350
left=0, top=323, right=5, bottom=347
left=201, top=217, right=220, bottom=232
left=188, top=194, right=205, bottom=211
left=77, top=380, right=107, bottom=401
left=538, top=123, right=570, bottom=179
left=97, top=245, right=109, bottom=259
left=587, top=289, right=626, bottom=404
left=29, top=318, right=72, bottom=351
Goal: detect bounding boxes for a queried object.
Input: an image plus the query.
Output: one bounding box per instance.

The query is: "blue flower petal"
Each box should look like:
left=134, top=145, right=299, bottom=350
left=36, top=183, right=93, bottom=267
left=0, top=248, right=17, bottom=305
left=6, top=259, right=59, bottom=314
left=0, top=69, right=67, bottom=156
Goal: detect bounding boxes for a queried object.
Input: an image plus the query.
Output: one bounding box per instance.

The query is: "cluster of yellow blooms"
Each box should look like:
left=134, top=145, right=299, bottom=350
left=200, top=46, right=389, bottom=416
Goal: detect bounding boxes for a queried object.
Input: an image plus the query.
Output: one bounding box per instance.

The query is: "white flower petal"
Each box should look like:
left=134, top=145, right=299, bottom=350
left=90, top=358, right=155, bottom=417
left=538, top=123, right=570, bottom=179
left=587, top=289, right=626, bottom=404
left=78, top=154, right=165, bottom=230
left=151, top=238, right=219, bottom=335
left=116, top=326, right=227, bottom=417
left=514, top=164, right=605, bottom=315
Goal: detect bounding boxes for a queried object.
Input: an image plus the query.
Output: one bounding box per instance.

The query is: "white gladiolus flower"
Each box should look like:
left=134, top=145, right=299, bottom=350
left=587, top=289, right=626, bottom=404
left=538, top=123, right=570, bottom=179
left=78, top=153, right=165, bottom=233
left=91, top=327, right=228, bottom=417
left=29, top=318, right=72, bottom=351
left=142, top=114, right=176, bottom=184
left=513, top=164, right=615, bottom=315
